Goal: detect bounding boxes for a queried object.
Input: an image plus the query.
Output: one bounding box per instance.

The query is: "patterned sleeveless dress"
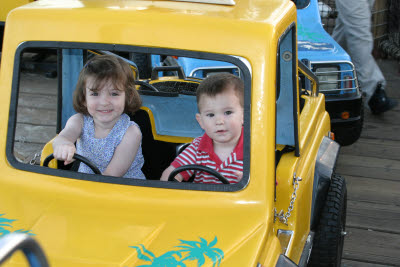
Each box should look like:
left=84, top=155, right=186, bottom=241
left=76, top=113, right=146, bottom=179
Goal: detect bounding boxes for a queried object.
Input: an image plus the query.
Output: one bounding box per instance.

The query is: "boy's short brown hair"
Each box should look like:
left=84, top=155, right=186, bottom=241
left=73, top=54, right=142, bottom=115
left=196, top=73, right=244, bottom=109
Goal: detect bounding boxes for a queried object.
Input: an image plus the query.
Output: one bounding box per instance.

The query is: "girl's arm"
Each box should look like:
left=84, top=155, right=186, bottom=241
left=103, top=125, right=142, bottom=177
left=52, top=114, right=83, bottom=165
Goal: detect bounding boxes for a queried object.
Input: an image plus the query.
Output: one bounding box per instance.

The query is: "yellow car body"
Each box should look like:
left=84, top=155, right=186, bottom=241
left=0, top=0, right=34, bottom=23
left=0, top=0, right=34, bottom=50
left=0, top=0, right=345, bottom=266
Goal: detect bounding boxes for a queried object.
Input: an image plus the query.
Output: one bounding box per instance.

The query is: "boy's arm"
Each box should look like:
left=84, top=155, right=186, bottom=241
left=160, top=166, right=183, bottom=182
left=53, top=114, right=83, bottom=165
left=103, top=125, right=142, bottom=177
left=160, top=140, right=198, bottom=181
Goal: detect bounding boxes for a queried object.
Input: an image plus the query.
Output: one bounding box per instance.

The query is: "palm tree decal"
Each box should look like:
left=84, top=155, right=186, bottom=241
left=130, top=237, right=224, bottom=267
left=0, top=213, right=34, bottom=237
left=129, top=244, right=186, bottom=267
left=176, top=237, right=224, bottom=267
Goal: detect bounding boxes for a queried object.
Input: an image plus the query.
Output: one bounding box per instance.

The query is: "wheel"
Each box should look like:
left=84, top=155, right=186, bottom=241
left=333, top=106, right=364, bottom=146
left=308, top=174, right=347, bottom=267
left=43, top=153, right=101, bottom=175
left=168, top=164, right=230, bottom=184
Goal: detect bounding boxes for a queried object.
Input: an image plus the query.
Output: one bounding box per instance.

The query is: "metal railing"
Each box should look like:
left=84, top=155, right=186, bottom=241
left=0, top=233, right=49, bottom=267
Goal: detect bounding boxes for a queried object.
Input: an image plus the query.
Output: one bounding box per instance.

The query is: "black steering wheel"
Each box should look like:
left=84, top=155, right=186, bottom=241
left=168, top=164, right=230, bottom=184
left=136, top=80, right=159, bottom=92
left=43, top=153, right=101, bottom=175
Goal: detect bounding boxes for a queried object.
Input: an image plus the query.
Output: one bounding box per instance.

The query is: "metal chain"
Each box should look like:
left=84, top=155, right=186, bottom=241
left=29, top=152, right=41, bottom=165
left=275, top=173, right=302, bottom=225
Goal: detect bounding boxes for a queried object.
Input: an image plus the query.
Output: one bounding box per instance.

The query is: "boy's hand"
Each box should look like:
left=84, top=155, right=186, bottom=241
left=234, top=171, right=243, bottom=182
left=53, top=142, right=76, bottom=165
left=160, top=165, right=183, bottom=182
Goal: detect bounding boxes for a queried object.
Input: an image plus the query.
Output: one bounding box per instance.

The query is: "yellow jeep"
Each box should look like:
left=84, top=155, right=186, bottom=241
left=0, top=0, right=347, bottom=266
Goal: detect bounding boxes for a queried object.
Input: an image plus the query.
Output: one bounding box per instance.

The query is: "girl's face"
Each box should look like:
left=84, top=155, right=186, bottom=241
left=196, top=86, right=244, bottom=147
left=85, top=76, right=126, bottom=127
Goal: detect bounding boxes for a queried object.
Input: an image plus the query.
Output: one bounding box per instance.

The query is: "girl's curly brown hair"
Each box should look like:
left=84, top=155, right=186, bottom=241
left=73, top=54, right=141, bottom=115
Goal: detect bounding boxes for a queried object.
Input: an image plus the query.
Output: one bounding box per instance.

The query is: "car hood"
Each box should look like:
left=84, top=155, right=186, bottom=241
left=1, top=180, right=271, bottom=266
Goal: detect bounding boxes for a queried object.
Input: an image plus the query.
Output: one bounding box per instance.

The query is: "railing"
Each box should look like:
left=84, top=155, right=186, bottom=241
left=0, top=233, right=49, bottom=267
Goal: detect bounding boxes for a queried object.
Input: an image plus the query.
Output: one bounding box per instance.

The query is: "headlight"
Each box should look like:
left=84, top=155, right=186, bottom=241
left=314, top=66, right=340, bottom=91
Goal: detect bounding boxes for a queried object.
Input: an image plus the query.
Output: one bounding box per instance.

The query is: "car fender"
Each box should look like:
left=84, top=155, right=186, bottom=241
left=310, top=136, right=340, bottom=230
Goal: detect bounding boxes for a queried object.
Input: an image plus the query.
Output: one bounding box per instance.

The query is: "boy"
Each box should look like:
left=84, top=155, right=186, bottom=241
left=160, top=73, right=244, bottom=184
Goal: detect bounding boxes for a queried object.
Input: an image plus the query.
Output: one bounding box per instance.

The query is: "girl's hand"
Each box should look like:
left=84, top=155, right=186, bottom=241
left=53, top=142, right=76, bottom=165
left=52, top=114, right=83, bottom=165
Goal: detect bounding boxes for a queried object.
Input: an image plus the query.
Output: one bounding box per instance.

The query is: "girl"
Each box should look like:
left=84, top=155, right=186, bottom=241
left=53, top=54, right=146, bottom=179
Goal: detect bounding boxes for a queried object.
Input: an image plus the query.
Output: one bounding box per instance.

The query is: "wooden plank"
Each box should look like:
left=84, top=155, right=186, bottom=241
left=15, top=123, right=56, bottom=144
left=360, top=121, right=400, bottom=141
left=364, top=106, right=400, bottom=125
left=342, top=227, right=400, bottom=266
left=341, top=138, right=400, bottom=158
left=19, top=73, right=57, bottom=95
left=337, top=154, right=400, bottom=181
left=376, top=59, right=400, bottom=98
left=344, top=175, right=400, bottom=205
left=341, top=259, right=394, bottom=267
left=340, top=138, right=400, bottom=161
left=17, top=92, right=57, bottom=110
left=346, top=200, right=400, bottom=234
left=17, top=106, right=57, bottom=126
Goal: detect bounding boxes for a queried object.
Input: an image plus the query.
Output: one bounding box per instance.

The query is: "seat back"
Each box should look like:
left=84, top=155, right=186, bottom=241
left=130, top=109, right=182, bottom=180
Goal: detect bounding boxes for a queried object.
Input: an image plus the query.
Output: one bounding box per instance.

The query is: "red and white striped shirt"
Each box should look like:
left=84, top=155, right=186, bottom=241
left=171, top=131, right=243, bottom=184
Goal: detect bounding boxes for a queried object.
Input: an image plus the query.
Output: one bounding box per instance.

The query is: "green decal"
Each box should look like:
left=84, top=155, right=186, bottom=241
left=130, top=236, right=224, bottom=267
left=0, top=213, right=35, bottom=237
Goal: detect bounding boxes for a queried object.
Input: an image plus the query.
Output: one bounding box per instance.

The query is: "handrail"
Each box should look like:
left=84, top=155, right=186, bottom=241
left=0, top=233, right=49, bottom=267
left=298, top=60, right=319, bottom=97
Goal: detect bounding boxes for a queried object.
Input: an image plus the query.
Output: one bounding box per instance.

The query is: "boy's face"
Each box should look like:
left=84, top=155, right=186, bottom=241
left=196, top=86, right=244, bottom=147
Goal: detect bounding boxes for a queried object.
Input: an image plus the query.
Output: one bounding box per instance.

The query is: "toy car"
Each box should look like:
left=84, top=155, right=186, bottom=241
left=297, top=0, right=363, bottom=146
left=0, top=0, right=347, bottom=266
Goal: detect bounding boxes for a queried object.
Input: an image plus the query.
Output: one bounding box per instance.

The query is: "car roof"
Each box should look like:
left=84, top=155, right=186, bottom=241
left=6, top=0, right=295, bottom=57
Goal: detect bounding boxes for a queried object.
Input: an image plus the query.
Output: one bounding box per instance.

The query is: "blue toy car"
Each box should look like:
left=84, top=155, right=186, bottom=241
left=297, top=0, right=363, bottom=146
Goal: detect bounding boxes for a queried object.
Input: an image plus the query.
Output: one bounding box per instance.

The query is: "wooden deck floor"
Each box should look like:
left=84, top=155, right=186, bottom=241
left=339, top=59, right=400, bottom=267
left=13, top=57, right=400, bottom=266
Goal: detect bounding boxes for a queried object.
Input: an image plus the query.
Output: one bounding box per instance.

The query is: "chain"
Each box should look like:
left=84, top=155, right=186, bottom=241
left=29, top=152, right=41, bottom=165
left=274, top=173, right=302, bottom=225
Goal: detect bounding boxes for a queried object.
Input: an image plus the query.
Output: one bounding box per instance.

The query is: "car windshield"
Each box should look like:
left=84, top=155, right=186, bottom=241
left=9, top=43, right=251, bottom=192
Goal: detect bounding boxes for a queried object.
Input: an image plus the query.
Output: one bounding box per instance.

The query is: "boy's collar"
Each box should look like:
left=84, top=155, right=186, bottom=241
left=198, top=128, right=244, bottom=159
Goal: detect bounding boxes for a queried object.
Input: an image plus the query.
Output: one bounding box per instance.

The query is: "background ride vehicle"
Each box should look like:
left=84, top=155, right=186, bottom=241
left=297, top=0, right=363, bottom=146
left=0, top=0, right=347, bottom=266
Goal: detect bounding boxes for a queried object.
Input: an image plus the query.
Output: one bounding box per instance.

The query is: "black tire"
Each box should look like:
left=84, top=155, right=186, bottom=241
left=308, top=174, right=347, bottom=267
left=333, top=106, right=364, bottom=146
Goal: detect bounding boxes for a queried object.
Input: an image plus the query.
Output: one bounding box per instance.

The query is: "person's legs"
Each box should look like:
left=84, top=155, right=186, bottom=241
left=332, top=10, right=347, bottom=50
left=333, top=0, right=397, bottom=114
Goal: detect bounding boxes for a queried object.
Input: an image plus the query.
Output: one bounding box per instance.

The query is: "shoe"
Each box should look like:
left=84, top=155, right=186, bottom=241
left=368, top=84, right=398, bottom=115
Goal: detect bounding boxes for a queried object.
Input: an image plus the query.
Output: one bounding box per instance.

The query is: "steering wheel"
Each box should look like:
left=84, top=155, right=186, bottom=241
left=43, top=153, right=101, bottom=175
left=136, top=80, right=159, bottom=92
left=168, top=164, right=230, bottom=184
